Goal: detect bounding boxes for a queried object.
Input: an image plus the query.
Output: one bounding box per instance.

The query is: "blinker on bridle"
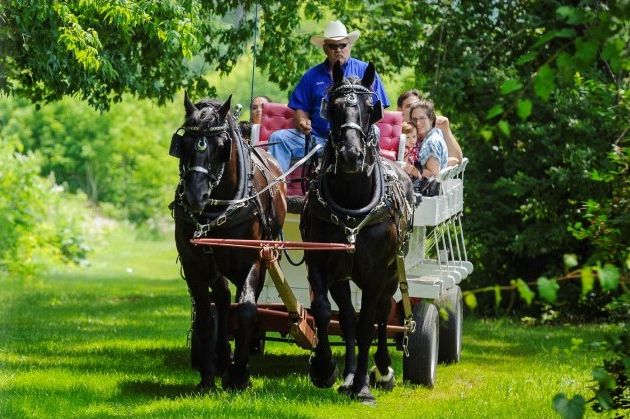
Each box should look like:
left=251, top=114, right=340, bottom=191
left=171, top=122, right=230, bottom=197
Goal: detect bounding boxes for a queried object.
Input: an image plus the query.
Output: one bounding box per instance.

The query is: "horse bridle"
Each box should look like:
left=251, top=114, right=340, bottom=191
left=175, top=122, right=229, bottom=195
left=327, top=83, right=379, bottom=173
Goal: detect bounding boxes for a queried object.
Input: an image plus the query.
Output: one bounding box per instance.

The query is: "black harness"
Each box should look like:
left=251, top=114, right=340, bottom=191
left=169, top=119, right=275, bottom=239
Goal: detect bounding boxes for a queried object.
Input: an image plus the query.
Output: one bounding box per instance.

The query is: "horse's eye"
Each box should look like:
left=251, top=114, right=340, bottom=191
left=196, top=138, right=207, bottom=152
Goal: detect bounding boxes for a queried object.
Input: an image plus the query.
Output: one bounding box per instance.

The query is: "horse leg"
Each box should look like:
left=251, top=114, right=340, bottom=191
left=308, top=266, right=338, bottom=388
left=371, top=291, right=396, bottom=391
left=212, top=276, right=232, bottom=375
left=351, top=290, right=378, bottom=404
left=222, top=259, right=260, bottom=391
left=186, top=274, right=217, bottom=392
left=330, top=280, right=356, bottom=395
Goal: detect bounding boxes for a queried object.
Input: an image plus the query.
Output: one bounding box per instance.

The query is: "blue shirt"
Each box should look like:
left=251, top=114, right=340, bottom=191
left=418, top=128, right=448, bottom=170
left=288, top=57, right=390, bottom=138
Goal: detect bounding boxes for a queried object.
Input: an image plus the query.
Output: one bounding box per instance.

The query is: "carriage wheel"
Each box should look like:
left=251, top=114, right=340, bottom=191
left=436, top=286, right=463, bottom=364
left=402, top=302, right=439, bottom=387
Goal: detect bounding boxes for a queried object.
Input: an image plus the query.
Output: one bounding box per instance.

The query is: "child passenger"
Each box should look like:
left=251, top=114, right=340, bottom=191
left=401, top=121, right=422, bottom=180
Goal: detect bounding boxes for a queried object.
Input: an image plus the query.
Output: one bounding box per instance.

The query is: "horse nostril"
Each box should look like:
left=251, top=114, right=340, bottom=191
left=201, top=192, right=209, bottom=200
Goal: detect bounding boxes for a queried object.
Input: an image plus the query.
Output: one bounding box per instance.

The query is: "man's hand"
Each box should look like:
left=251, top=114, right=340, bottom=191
left=297, top=118, right=312, bottom=134
left=435, top=115, right=450, bottom=132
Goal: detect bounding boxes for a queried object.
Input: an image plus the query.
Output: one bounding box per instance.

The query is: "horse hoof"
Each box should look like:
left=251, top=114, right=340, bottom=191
left=352, top=385, right=376, bottom=406
left=337, top=373, right=354, bottom=396
left=309, top=358, right=338, bottom=388
left=222, top=365, right=251, bottom=391
left=369, top=366, right=396, bottom=391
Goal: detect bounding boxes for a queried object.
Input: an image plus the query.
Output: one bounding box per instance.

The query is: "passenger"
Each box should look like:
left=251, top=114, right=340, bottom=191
left=397, top=89, right=422, bottom=122
left=240, top=95, right=271, bottom=142
left=250, top=95, right=271, bottom=125
left=409, top=100, right=463, bottom=178
left=268, top=20, right=390, bottom=172
left=401, top=122, right=422, bottom=180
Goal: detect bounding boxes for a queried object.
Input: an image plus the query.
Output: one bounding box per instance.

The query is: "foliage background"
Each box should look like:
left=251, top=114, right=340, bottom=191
left=2, top=0, right=627, bottom=304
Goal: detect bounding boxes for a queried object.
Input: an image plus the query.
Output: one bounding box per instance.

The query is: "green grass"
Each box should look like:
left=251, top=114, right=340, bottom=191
left=0, top=228, right=615, bottom=418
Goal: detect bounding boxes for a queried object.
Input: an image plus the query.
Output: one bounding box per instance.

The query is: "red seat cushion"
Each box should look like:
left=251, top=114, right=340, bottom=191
left=259, top=103, right=295, bottom=143
left=377, top=111, right=403, bottom=161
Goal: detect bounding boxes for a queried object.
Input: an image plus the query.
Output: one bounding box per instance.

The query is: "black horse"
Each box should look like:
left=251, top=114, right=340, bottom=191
left=301, top=63, right=414, bottom=403
left=169, top=93, right=287, bottom=391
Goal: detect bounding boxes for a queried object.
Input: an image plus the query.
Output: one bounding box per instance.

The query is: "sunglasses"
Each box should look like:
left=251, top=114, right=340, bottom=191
left=326, top=43, right=347, bottom=50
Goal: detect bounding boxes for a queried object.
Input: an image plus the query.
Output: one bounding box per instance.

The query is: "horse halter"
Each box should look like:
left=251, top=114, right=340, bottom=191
left=174, top=122, right=229, bottom=195
left=327, top=82, right=379, bottom=173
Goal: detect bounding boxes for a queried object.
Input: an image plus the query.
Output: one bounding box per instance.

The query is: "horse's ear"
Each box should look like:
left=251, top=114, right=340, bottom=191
left=218, top=95, right=232, bottom=120
left=361, top=62, right=375, bottom=89
left=333, top=61, right=344, bottom=84
left=369, top=100, right=383, bottom=125
left=184, top=91, right=197, bottom=117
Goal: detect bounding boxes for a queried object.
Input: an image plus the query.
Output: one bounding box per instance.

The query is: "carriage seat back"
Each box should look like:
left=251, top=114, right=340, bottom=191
left=256, top=102, right=295, bottom=143
left=252, top=103, right=404, bottom=160
left=250, top=103, right=405, bottom=196
left=377, top=111, right=404, bottom=162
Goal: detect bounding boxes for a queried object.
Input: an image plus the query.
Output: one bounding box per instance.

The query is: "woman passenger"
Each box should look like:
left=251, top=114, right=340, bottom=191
left=409, top=100, right=462, bottom=178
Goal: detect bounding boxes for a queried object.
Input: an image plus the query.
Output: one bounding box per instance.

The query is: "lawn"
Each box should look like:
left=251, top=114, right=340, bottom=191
left=0, top=228, right=615, bottom=418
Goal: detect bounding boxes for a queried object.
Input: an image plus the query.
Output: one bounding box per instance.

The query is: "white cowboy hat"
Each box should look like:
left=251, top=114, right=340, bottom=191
left=310, top=20, right=360, bottom=48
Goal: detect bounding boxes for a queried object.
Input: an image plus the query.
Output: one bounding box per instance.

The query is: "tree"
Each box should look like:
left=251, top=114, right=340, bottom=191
left=0, top=0, right=328, bottom=111
left=2, top=0, right=628, bottom=300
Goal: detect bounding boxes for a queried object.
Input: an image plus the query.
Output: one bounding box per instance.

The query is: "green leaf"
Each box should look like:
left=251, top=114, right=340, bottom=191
left=597, top=264, right=620, bottom=292
left=537, top=276, right=559, bottom=303
left=480, top=128, right=493, bottom=141
left=575, top=39, right=598, bottom=66
left=563, top=254, right=578, bottom=269
left=580, top=267, right=594, bottom=297
left=556, top=28, right=576, bottom=38
left=592, top=367, right=615, bottom=389
left=555, top=51, right=574, bottom=81
left=497, top=120, right=510, bottom=137
left=486, top=104, right=504, bottom=120
left=534, top=64, right=555, bottom=101
left=494, top=285, right=502, bottom=308
left=517, top=99, right=532, bottom=121
left=464, top=293, right=477, bottom=311
left=556, top=6, right=586, bottom=25
left=552, top=393, right=585, bottom=419
left=500, top=79, right=523, bottom=95
left=516, top=51, right=537, bottom=65
left=515, top=279, right=535, bottom=305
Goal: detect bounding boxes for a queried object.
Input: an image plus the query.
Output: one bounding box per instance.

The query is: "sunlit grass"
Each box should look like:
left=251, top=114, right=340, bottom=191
left=0, top=228, right=615, bottom=418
